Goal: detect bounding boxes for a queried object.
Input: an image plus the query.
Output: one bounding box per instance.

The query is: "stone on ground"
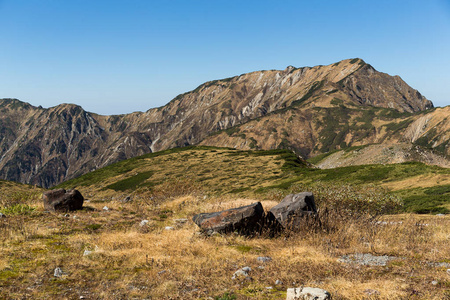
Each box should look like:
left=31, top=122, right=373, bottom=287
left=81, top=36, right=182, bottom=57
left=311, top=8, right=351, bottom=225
left=268, top=192, right=317, bottom=229
left=43, top=189, right=84, bottom=212
left=286, top=287, right=331, bottom=300
left=192, top=202, right=264, bottom=234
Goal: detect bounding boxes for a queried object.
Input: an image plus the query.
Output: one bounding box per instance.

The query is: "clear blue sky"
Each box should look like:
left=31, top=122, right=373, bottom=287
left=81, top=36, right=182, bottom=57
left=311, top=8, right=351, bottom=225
left=1, top=0, right=449, bottom=115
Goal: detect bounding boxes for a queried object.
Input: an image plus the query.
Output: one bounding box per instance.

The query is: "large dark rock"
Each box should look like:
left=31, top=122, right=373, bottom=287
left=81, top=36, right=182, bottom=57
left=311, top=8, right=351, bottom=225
left=42, top=189, right=84, bottom=212
left=193, top=202, right=264, bottom=234
left=268, top=192, right=316, bottom=229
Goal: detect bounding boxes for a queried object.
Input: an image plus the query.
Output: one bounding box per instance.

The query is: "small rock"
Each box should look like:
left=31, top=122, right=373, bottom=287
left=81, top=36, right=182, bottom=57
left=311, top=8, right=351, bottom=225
left=232, top=267, right=252, bottom=280
left=122, top=196, right=132, bottom=203
left=72, top=215, right=78, bottom=220
left=364, top=289, right=380, bottom=296
left=286, top=287, right=331, bottom=300
left=140, top=220, right=149, bottom=227
left=275, top=280, right=283, bottom=285
left=432, top=280, right=438, bottom=286
left=266, top=286, right=273, bottom=290
left=426, top=261, right=450, bottom=268
left=165, top=226, right=174, bottom=230
left=54, top=267, right=64, bottom=278
left=83, top=250, right=92, bottom=256
left=338, top=253, right=397, bottom=266
left=158, top=270, right=167, bottom=275
left=258, top=266, right=265, bottom=269
left=175, top=218, right=188, bottom=224
left=436, top=214, right=445, bottom=216
left=0, top=212, right=6, bottom=218
left=257, top=256, right=272, bottom=263
left=447, top=269, right=450, bottom=275
left=64, top=213, right=70, bottom=217
left=103, top=206, right=109, bottom=211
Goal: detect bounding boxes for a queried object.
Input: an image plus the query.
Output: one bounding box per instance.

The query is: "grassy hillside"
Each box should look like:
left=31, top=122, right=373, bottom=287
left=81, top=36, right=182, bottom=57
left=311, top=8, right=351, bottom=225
left=1, top=146, right=450, bottom=299
left=57, top=146, right=450, bottom=213
left=56, top=146, right=308, bottom=198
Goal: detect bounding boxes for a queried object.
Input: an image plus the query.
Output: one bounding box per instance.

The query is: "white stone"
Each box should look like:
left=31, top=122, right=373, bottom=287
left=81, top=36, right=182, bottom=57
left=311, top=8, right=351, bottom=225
left=286, top=287, right=331, bottom=300
left=103, top=206, right=109, bottom=211
left=140, top=220, right=149, bottom=227
left=54, top=267, right=63, bottom=277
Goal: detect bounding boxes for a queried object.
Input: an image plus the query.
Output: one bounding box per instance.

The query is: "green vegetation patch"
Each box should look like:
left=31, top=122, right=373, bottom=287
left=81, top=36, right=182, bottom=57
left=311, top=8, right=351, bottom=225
left=104, top=171, right=154, bottom=191
left=396, top=184, right=450, bottom=214
left=0, top=204, right=35, bottom=216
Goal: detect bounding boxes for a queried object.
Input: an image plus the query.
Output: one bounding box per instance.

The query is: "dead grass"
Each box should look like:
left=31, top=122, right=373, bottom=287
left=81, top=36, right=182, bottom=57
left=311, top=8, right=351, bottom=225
left=1, top=185, right=450, bottom=299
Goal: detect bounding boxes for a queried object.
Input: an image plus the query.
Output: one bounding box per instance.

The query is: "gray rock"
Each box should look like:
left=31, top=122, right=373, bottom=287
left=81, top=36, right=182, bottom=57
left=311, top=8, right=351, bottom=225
left=257, top=256, right=272, bottom=263
left=83, top=250, right=92, bottom=256
left=0, top=212, right=6, bottom=218
left=286, top=287, right=331, bottom=300
left=193, top=202, right=265, bottom=235
left=268, top=192, right=316, bottom=229
left=363, top=289, right=380, bottom=296
left=426, top=261, right=450, bottom=268
left=275, top=280, right=283, bottom=285
left=43, top=189, right=84, bottom=212
left=338, top=253, right=397, bottom=266
left=431, top=280, right=438, bottom=286
left=103, top=206, right=109, bottom=211
left=54, top=267, right=64, bottom=277
left=232, top=266, right=252, bottom=280
left=164, top=226, right=174, bottom=230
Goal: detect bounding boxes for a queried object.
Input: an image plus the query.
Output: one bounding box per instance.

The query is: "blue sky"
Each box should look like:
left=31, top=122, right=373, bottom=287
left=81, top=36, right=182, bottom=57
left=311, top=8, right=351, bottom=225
left=1, top=0, right=449, bottom=115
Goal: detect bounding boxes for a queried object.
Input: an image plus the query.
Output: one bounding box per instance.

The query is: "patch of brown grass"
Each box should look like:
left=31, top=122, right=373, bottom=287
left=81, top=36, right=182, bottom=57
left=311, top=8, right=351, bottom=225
left=1, top=182, right=450, bottom=299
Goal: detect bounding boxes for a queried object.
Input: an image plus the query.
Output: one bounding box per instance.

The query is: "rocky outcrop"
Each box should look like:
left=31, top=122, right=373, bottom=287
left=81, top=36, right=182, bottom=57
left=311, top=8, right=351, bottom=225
left=0, top=58, right=440, bottom=187
left=193, top=193, right=318, bottom=234
left=192, top=202, right=264, bottom=235
left=42, top=189, right=84, bottom=212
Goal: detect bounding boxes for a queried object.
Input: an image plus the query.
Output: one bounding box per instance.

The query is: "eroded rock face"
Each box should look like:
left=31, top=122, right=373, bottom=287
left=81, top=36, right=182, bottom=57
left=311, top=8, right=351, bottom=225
left=268, top=192, right=317, bottom=229
left=192, top=202, right=264, bottom=234
left=42, top=189, right=84, bottom=212
left=0, top=59, right=439, bottom=188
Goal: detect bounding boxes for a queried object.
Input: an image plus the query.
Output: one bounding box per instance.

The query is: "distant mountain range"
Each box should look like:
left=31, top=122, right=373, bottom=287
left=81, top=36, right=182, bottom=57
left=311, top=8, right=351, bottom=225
left=0, top=58, right=448, bottom=188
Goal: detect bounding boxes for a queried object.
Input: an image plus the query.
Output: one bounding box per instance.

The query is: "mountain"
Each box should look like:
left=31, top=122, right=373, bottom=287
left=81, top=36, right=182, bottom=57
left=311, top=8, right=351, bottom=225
left=0, top=58, right=445, bottom=188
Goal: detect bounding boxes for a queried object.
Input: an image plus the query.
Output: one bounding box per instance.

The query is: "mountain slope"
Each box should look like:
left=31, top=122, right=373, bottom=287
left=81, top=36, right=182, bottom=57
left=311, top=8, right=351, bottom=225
left=0, top=58, right=441, bottom=187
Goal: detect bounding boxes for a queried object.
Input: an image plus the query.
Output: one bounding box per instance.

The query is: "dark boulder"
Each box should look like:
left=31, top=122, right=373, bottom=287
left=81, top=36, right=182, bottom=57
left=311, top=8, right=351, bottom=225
left=43, top=189, right=84, bottom=212
left=193, top=202, right=264, bottom=235
left=267, top=192, right=316, bottom=229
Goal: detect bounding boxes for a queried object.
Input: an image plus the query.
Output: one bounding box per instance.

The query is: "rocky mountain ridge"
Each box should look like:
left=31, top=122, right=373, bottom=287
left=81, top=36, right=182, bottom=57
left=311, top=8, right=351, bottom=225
left=0, top=58, right=445, bottom=187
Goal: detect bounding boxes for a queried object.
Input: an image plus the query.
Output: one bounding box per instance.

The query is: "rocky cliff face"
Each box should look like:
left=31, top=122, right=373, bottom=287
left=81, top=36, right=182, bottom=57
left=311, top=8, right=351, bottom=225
left=0, top=58, right=442, bottom=187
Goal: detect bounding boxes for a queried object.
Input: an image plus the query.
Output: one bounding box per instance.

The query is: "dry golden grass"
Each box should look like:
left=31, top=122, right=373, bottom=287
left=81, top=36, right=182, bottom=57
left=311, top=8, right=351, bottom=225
left=382, top=174, right=450, bottom=191
left=1, top=186, right=450, bottom=299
